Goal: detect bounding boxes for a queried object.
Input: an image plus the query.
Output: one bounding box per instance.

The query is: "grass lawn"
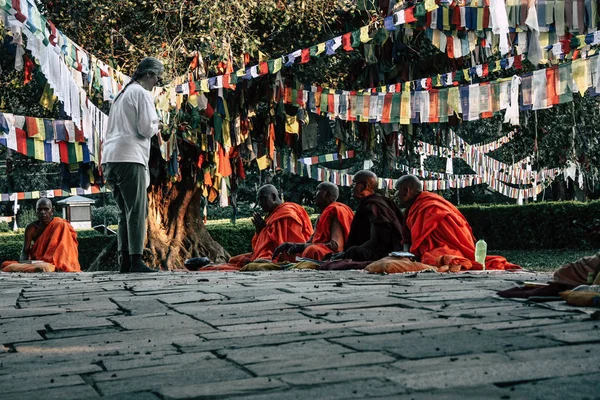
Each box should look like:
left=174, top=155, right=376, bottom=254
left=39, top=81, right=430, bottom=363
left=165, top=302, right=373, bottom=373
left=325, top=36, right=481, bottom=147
left=492, top=249, right=597, bottom=272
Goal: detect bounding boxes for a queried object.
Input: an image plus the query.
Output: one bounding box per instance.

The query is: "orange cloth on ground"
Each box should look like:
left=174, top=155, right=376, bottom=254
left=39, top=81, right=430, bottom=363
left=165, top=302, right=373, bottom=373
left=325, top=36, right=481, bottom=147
left=230, top=202, right=313, bottom=267
left=30, top=217, right=81, bottom=272
left=406, top=192, right=520, bottom=271
left=2, top=262, right=56, bottom=273
left=302, top=202, right=354, bottom=261
left=2, top=261, right=18, bottom=269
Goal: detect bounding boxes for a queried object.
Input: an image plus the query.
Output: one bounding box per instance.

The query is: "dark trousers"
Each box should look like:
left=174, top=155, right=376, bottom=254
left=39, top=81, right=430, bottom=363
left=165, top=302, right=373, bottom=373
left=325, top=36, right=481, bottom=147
left=103, top=163, right=148, bottom=255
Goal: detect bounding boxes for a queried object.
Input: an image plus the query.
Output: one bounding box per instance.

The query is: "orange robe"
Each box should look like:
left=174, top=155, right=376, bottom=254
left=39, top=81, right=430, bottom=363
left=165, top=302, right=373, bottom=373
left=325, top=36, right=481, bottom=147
left=229, top=202, right=313, bottom=267
left=2, top=217, right=81, bottom=272
left=302, top=202, right=354, bottom=261
left=406, top=192, right=520, bottom=271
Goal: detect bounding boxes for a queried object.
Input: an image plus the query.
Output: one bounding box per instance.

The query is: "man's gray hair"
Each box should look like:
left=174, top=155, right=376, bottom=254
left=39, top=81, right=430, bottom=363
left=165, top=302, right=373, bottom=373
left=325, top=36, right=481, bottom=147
left=317, top=182, right=339, bottom=201
left=133, top=57, right=164, bottom=80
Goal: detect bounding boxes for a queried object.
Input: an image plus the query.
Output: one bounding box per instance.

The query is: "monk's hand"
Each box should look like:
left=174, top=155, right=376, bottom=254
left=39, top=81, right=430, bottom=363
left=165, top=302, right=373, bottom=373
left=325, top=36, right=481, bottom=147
left=273, top=243, right=293, bottom=259
left=252, top=212, right=266, bottom=232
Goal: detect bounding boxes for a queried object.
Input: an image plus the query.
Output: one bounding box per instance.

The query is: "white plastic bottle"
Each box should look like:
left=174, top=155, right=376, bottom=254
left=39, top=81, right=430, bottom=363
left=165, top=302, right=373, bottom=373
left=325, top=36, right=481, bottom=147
left=475, top=239, right=487, bottom=270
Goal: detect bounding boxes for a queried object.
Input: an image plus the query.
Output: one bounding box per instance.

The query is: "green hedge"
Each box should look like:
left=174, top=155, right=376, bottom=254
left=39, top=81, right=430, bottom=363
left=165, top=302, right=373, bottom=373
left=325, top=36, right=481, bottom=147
left=460, top=200, right=600, bottom=250
left=207, top=221, right=255, bottom=256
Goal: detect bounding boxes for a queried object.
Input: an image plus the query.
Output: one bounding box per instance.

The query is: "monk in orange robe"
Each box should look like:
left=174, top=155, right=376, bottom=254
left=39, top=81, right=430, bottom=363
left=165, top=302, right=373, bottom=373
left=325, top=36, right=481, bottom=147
left=395, top=175, right=520, bottom=271
left=2, top=198, right=81, bottom=272
left=228, top=184, right=313, bottom=267
left=273, top=182, right=354, bottom=261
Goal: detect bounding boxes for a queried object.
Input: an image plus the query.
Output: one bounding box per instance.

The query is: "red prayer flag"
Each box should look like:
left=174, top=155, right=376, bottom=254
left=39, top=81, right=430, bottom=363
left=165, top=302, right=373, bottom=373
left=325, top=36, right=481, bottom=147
left=59, top=141, right=69, bottom=164
left=259, top=61, right=269, bottom=75
left=24, top=55, right=34, bottom=85
left=513, top=55, right=522, bottom=69
left=546, top=66, right=559, bottom=105
left=16, top=128, right=27, bottom=154
left=405, top=7, right=417, bottom=23
left=300, top=48, right=310, bottom=64
left=342, top=33, right=353, bottom=51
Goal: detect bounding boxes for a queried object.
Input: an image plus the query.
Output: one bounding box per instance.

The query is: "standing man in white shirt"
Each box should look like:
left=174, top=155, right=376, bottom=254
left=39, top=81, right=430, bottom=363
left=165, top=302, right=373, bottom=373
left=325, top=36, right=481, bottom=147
left=101, top=57, right=164, bottom=273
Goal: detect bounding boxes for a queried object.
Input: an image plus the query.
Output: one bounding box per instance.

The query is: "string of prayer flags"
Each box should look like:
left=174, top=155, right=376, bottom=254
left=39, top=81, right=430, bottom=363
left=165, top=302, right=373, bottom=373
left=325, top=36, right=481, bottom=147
left=0, top=112, right=94, bottom=164
left=282, top=55, right=600, bottom=127
left=0, top=186, right=109, bottom=202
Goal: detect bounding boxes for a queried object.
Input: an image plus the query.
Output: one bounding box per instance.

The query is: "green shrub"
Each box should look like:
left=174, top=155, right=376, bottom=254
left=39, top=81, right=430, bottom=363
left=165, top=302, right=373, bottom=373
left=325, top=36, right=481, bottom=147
left=0, top=221, right=11, bottom=232
left=91, top=205, right=120, bottom=227
left=16, top=208, right=38, bottom=227
left=78, top=234, right=116, bottom=270
left=0, top=241, right=23, bottom=264
left=207, top=221, right=255, bottom=256
left=460, top=200, right=600, bottom=250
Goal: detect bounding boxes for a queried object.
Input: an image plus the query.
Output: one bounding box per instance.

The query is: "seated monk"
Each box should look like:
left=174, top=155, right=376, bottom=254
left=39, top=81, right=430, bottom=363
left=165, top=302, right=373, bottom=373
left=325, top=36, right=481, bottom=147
left=2, top=198, right=81, bottom=272
left=327, top=170, right=406, bottom=262
left=395, top=175, right=519, bottom=270
left=272, top=182, right=354, bottom=261
left=228, top=184, right=313, bottom=267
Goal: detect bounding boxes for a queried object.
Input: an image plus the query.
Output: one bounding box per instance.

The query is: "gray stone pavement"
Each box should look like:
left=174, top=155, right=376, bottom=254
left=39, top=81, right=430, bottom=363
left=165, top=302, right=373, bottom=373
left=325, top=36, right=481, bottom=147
left=0, top=270, right=599, bottom=400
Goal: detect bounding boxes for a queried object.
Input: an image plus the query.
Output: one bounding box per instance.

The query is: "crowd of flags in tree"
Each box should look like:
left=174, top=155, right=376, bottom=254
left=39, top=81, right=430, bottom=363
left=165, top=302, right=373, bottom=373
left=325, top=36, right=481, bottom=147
left=0, top=0, right=596, bottom=202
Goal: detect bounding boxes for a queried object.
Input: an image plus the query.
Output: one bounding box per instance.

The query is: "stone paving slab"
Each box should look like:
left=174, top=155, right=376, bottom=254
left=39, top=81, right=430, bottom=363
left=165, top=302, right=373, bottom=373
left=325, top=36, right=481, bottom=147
left=0, top=270, right=598, bottom=399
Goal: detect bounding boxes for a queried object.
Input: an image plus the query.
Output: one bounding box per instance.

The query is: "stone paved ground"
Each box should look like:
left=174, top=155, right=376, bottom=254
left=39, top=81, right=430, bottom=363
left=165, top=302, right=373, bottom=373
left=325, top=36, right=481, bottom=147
left=0, top=270, right=599, bottom=400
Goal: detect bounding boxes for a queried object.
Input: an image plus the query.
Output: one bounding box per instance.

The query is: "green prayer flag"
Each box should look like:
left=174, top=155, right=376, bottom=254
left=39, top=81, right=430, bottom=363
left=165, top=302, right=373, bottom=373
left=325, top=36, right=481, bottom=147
left=351, top=30, right=361, bottom=48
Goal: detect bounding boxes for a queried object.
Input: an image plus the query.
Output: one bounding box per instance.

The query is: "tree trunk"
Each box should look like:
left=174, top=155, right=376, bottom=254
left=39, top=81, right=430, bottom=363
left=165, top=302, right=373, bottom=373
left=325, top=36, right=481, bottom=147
left=88, top=182, right=230, bottom=271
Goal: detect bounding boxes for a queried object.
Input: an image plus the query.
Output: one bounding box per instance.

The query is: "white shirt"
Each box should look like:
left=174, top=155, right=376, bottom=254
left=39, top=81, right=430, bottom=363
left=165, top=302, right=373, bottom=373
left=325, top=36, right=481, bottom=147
left=102, top=81, right=159, bottom=167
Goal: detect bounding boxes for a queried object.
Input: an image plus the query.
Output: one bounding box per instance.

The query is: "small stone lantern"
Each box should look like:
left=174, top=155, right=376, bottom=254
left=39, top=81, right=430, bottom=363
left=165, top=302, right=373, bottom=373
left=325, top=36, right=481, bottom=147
left=56, top=195, right=96, bottom=229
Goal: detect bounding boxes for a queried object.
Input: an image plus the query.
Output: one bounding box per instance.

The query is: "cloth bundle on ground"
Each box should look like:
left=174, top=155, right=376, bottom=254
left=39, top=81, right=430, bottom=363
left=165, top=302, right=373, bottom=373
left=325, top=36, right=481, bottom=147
left=560, top=286, right=600, bottom=307
left=1, top=262, right=56, bottom=273
left=498, top=253, right=600, bottom=303
left=302, top=202, right=354, bottom=260
left=497, top=282, right=576, bottom=300
left=228, top=202, right=313, bottom=267
left=406, top=192, right=520, bottom=271
left=197, top=264, right=241, bottom=272
left=365, top=257, right=437, bottom=274
left=241, top=262, right=288, bottom=271
left=551, top=253, right=600, bottom=286
left=1, top=217, right=80, bottom=273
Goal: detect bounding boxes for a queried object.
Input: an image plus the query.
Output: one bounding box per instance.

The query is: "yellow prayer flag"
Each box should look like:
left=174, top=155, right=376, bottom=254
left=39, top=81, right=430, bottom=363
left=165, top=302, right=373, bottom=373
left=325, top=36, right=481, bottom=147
left=256, top=155, right=271, bottom=170
left=571, top=58, right=591, bottom=96
left=75, top=143, right=83, bottom=162
left=424, top=0, right=439, bottom=11
left=360, top=26, right=371, bottom=43
left=39, top=83, right=57, bottom=110
left=200, top=79, right=209, bottom=93
left=316, top=43, right=326, bottom=55
left=447, top=87, right=462, bottom=117
left=188, top=94, right=199, bottom=108
left=273, top=58, right=283, bottom=73
left=463, top=69, right=471, bottom=82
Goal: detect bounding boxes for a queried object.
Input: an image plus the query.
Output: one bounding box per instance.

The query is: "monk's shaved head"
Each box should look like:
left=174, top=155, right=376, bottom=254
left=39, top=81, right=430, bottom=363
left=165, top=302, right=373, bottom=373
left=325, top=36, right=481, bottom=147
left=396, top=175, right=422, bottom=192
left=35, top=198, right=54, bottom=225
left=315, top=182, right=339, bottom=211
left=351, top=170, right=377, bottom=200
left=317, top=182, right=339, bottom=201
left=258, top=184, right=279, bottom=199
left=36, top=198, right=53, bottom=209
left=257, top=184, right=282, bottom=213
left=353, top=170, right=378, bottom=190
left=395, top=174, right=422, bottom=208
